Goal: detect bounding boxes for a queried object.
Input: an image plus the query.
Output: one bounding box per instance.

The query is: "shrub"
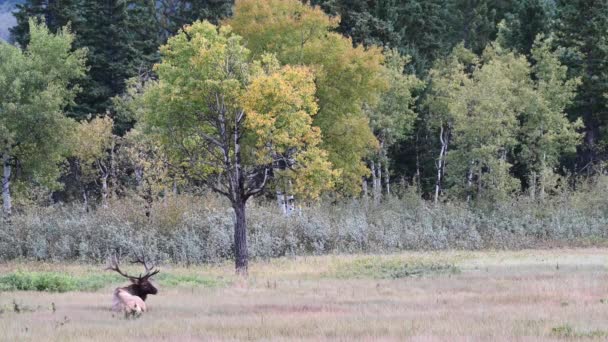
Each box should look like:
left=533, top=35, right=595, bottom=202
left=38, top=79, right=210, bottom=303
left=0, top=180, right=607, bottom=264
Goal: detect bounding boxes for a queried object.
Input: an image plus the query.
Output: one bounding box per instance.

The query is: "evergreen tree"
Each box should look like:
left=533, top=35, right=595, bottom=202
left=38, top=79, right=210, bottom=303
left=496, top=0, right=556, bottom=55
left=10, top=0, right=78, bottom=47
left=157, top=0, right=233, bottom=39
left=12, top=0, right=160, bottom=129
left=449, top=0, right=510, bottom=54
left=554, top=0, right=608, bottom=167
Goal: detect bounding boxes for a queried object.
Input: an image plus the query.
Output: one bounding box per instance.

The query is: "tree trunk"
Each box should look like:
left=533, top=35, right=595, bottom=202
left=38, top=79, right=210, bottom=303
left=415, top=132, right=421, bottom=191
left=384, top=162, right=390, bottom=196
left=466, top=162, right=474, bottom=203
left=540, top=152, right=547, bottom=201
left=101, top=175, right=109, bottom=208
left=434, top=125, right=448, bottom=204
left=530, top=172, right=536, bottom=200
left=370, top=160, right=378, bottom=202
left=2, top=154, right=11, bottom=217
left=233, top=199, right=248, bottom=276
left=376, top=161, right=382, bottom=200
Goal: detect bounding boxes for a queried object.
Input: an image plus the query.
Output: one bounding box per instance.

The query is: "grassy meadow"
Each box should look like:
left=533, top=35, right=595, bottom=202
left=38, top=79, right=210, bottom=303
left=1, top=249, right=608, bottom=341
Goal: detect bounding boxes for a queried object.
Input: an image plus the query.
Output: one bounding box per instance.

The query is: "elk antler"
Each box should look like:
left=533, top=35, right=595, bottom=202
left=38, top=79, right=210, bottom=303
left=131, top=252, right=160, bottom=279
left=106, top=254, right=137, bottom=281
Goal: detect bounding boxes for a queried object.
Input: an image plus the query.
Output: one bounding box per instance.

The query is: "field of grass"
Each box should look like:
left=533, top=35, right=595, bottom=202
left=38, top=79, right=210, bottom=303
left=1, top=249, right=608, bottom=341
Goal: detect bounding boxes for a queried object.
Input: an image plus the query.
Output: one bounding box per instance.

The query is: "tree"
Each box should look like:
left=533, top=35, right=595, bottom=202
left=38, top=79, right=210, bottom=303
left=74, top=0, right=159, bottom=125
left=366, top=49, right=422, bottom=199
left=10, top=0, right=79, bottom=47
left=118, top=128, right=175, bottom=217
left=449, top=0, right=511, bottom=54
left=424, top=44, right=477, bottom=203
left=554, top=0, right=608, bottom=168
left=517, top=36, right=582, bottom=198
left=228, top=0, right=387, bottom=195
left=0, top=19, right=86, bottom=216
left=496, top=0, right=556, bottom=55
left=157, top=0, right=233, bottom=40
left=426, top=40, right=582, bottom=202
left=139, top=21, right=336, bottom=274
left=72, top=116, right=116, bottom=210
left=426, top=44, right=527, bottom=202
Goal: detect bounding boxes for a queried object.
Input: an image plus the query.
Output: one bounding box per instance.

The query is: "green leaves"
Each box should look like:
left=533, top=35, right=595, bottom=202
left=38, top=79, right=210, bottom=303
left=139, top=20, right=336, bottom=200
left=0, top=19, right=86, bottom=189
left=229, top=0, right=388, bottom=195
left=426, top=39, right=581, bottom=201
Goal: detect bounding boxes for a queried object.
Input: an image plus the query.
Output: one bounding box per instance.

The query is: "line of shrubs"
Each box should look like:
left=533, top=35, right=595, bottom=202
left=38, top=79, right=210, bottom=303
left=1, top=179, right=607, bottom=265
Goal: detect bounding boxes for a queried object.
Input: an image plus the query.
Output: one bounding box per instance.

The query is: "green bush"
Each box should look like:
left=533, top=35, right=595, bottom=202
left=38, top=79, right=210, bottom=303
left=0, top=272, right=78, bottom=292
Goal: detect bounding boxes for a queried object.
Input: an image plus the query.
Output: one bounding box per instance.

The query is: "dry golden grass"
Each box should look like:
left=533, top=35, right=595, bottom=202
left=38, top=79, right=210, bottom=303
left=1, top=249, right=608, bottom=341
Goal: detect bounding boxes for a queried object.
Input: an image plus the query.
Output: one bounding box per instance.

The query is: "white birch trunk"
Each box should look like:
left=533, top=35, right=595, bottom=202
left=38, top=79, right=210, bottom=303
left=434, top=125, right=448, bottom=204
left=101, top=175, right=109, bottom=208
left=376, top=161, right=382, bottom=200
left=384, top=162, right=390, bottom=196
left=466, top=162, right=474, bottom=203
left=2, top=154, right=11, bottom=217
left=370, top=160, right=378, bottom=202
left=540, top=153, right=547, bottom=200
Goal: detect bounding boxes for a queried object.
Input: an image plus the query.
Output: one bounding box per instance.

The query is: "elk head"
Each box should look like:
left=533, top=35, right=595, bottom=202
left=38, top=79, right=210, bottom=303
left=106, top=253, right=160, bottom=301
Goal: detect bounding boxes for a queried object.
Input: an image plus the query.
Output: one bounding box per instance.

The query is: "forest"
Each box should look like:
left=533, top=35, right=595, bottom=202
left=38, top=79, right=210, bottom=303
left=0, top=0, right=608, bottom=274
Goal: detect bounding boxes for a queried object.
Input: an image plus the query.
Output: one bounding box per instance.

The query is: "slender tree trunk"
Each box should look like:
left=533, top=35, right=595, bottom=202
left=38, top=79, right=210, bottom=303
left=530, top=172, right=536, bottom=200
left=362, top=176, right=368, bottom=208
left=384, top=161, right=390, bottom=196
left=434, top=125, right=448, bottom=204
left=540, top=153, right=547, bottom=200
left=415, top=132, right=421, bottom=191
left=376, top=161, right=382, bottom=199
left=2, top=154, right=11, bottom=217
left=466, top=162, right=474, bottom=203
left=477, top=167, right=482, bottom=197
left=101, top=174, right=109, bottom=208
left=233, top=199, right=248, bottom=276
left=370, top=160, right=378, bottom=202
left=109, top=140, right=116, bottom=200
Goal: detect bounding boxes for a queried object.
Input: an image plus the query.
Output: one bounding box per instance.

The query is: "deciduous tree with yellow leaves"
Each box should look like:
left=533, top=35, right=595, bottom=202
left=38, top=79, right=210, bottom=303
left=138, top=21, right=336, bottom=274
left=228, top=0, right=387, bottom=195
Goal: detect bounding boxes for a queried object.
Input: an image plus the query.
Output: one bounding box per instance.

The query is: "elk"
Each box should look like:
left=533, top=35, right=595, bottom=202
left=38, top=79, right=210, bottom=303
left=106, top=254, right=160, bottom=317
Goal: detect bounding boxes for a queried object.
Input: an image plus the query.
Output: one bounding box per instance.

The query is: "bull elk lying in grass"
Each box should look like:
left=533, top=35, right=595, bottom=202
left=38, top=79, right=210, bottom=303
left=106, top=254, right=160, bottom=318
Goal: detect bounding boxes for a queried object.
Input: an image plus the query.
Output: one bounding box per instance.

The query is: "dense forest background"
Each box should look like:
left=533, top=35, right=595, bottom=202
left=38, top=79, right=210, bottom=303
left=0, top=0, right=607, bottom=267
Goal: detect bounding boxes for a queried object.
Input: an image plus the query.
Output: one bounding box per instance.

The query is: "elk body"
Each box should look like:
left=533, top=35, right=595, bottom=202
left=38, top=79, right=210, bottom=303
left=114, top=288, right=146, bottom=318
left=106, top=254, right=159, bottom=318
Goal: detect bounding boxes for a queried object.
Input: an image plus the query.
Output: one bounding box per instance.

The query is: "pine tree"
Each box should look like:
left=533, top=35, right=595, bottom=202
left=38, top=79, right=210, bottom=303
left=496, top=0, right=556, bottom=55
left=10, top=0, right=78, bottom=47
left=157, top=0, right=233, bottom=39
left=12, top=0, right=160, bottom=129
left=554, top=0, right=608, bottom=167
